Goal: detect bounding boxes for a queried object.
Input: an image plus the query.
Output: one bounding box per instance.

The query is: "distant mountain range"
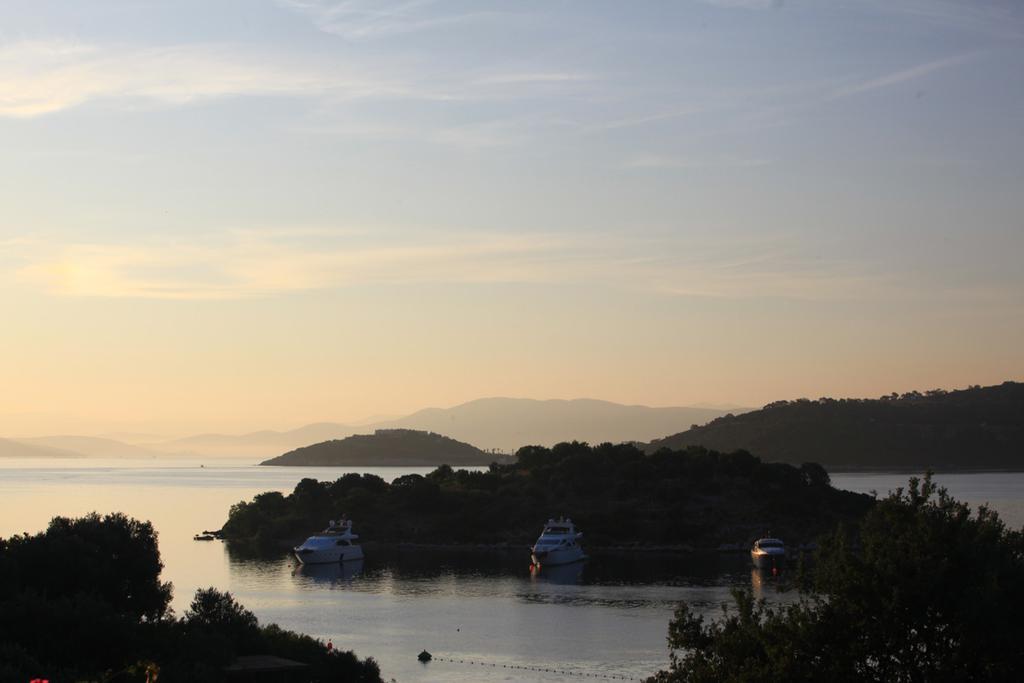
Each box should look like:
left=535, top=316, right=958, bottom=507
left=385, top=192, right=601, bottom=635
left=2, top=398, right=737, bottom=460
left=261, top=429, right=509, bottom=467
left=646, top=382, right=1024, bottom=470
left=141, top=423, right=354, bottom=459
left=15, top=382, right=1022, bottom=469
left=373, top=398, right=731, bottom=454
left=0, top=437, right=83, bottom=459
left=134, top=398, right=734, bottom=457
left=0, top=434, right=183, bottom=459
left=14, top=436, right=170, bottom=459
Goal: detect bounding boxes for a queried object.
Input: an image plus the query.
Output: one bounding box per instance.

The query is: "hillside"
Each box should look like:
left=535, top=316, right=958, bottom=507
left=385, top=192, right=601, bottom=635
left=228, top=442, right=872, bottom=550
left=646, top=382, right=1024, bottom=470
left=15, top=435, right=167, bottom=459
left=137, top=398, right=735, bottom=458
left=261, top=429, right=508, bottom=467
left=0, top=437, right=82, bottom=459
left=142, top=422, right=355, bottom=458
left=376, top=397, right=732, bottom=452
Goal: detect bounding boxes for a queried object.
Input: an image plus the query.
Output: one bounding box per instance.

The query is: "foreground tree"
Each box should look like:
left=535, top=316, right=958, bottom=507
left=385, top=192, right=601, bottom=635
left=0, top=514, right=381, bottom=683
left=651, top=474, right=1024, bottom=682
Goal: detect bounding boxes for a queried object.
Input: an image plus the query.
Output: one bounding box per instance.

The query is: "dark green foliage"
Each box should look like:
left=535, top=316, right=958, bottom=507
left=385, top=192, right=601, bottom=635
left=158, top=588, right=382, bottom=683
left=0, top=514, right=382, bottom=683
left=799, top=462, right=830, bottom=487
left=261, top=428, right=511, bottom=467
left=648, top=381, right=1024, bottom=469
left=224, top=442, right=871, bottom=550
left=651, top=474, right=1024, bottom=682
left=0, top=512, right=171, bottom=621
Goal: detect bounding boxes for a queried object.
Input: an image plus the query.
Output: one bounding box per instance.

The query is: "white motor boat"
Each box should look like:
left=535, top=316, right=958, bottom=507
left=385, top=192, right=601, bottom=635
left=750, top=537, right=785, bottom=570
left=294, top=519, right=364, bottom=565
left=531, top=517, right=586, bottom=567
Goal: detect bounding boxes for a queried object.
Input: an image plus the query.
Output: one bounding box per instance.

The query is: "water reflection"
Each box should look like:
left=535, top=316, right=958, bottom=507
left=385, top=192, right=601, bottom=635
left=751, top=567, right=783, bottom=600
left=226, top=544, right=762, bottom=590
left=530, top=560, right=585, bottom=585
left=218, top=547, right=797, bottom=681
left=295, top=559, right=365, bottom=585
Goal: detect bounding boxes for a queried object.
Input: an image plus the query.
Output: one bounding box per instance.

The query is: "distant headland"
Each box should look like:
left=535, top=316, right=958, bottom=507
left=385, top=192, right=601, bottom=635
left=260, top=429, right=512, bottom=467
left=646, top=381, right=1024, bottom=471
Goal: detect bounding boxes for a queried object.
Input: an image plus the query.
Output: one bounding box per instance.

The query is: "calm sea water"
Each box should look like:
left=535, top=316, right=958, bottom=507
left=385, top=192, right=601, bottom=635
left=1, top=458, right=1021, bottom=682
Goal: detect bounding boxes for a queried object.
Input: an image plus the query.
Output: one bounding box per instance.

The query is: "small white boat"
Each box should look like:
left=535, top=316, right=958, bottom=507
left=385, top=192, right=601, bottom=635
left=750, top=537, right=785, bottom=570
left=531, top=517, right=586, bottom=567
left=294, top=519, right=365, bottom=565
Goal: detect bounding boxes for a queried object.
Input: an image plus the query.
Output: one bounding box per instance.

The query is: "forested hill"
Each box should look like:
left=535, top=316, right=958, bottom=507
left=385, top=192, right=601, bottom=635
left=227, top=443, right=871, bottom=549
left=260, top=429, right=509, bottom=467
left=646, top=382, right=1024, bottom=470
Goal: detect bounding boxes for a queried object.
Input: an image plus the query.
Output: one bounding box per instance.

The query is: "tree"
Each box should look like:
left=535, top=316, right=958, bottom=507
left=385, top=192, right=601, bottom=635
left=651, top=474, right=1024, bottom=682
left=799, top=462, right=830, bottom=487
left=185, top=588, right=259, bottom=633
left=0, top=515, right=384, bottom=683
left=0, top=512, right=171, bottom=621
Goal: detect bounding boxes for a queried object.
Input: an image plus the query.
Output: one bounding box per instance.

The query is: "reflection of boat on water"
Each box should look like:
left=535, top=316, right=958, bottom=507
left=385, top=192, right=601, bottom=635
left=751, top=566, right=765, bottom=596
left=296, top=558, right=365, bottom=582
left=751, top=537, right=785, bottom=571
left=531, top=517, right=586, bottom=567
left=750, top=566, right=781, bottom=597
left=530, top=560, right=584, bottom=585
left=294, top=519, right=364, bottom=565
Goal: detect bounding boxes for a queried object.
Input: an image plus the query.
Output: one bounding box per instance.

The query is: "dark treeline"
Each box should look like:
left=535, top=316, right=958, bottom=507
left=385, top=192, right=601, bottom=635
left=651, top=474, right=1024, bottom=682
left=0, top=513, right=382, bottom=683
left=224, top=442, right=871, bottom=550
left=647, top=381, right=1024, bottom=470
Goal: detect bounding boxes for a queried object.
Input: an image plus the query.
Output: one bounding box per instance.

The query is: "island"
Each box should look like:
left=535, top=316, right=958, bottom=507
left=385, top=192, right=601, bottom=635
left=646, top=381, right=1024, bottom=470
left=226, top=441, right=872, bottom=551
left=260, top=428, right=513, bottom=467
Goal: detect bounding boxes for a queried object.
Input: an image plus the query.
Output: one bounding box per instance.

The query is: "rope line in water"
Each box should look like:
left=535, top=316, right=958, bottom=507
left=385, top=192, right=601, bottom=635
left=429, top=656, right=640, bottom=680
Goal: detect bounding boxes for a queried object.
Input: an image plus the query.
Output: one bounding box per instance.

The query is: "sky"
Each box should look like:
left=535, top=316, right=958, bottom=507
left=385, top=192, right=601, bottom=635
left=1, top=0, right=1022, bottom=436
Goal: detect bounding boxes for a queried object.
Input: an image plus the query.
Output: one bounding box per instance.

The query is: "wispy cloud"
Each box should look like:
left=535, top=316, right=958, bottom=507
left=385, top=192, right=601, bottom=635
left=7, top=228, right=892, bottom=303
left=622, top=155, right=770, bottom=170
left=0, top=39, right=443, bottom=118
left=856, top=0, right=1024, bottom=40
left=832, top=53, right=978, bottom=99
left=583, top=105, right=709, bottom=134
left=278, top=0, right=501, bottom=40
left=11, top=231, right=573, bottom=299
left=472, top=72, right=593, bottom=86
left=0, top=37, right=596, bottom=124
left=697, top=0, right=784, bottom=9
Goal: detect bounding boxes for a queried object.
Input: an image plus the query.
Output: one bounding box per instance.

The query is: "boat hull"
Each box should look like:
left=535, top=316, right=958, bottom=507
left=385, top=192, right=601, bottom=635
left=294, top=545, right=364, bottom=565
left=751, top=550, right=785, bottom=570
left=532, top=546, right=586, bottom=567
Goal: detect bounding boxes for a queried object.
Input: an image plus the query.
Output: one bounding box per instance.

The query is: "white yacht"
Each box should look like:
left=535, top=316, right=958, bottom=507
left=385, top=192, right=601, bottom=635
left=294, top=519, right=364, bottom=565
left=531, top=517, right=586, bottom=567
left=750, top=537, right=785, bottom=570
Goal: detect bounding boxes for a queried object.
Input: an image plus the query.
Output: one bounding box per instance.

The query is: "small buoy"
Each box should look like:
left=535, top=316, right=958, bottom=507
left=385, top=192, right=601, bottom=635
left=417, top=650, right=432, bottom=662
